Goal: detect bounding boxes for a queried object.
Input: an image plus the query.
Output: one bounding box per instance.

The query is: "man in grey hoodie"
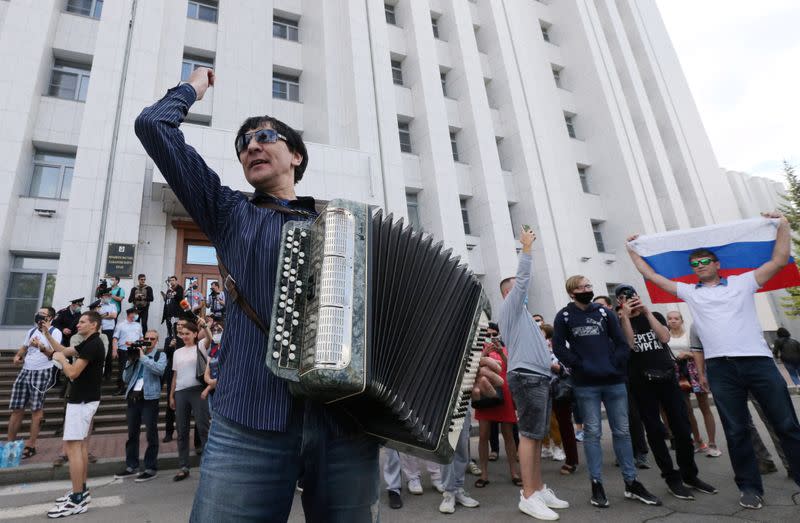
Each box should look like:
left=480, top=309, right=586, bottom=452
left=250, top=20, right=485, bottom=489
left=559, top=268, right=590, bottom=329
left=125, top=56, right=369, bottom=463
left=499, top=227, right=568, bottom=520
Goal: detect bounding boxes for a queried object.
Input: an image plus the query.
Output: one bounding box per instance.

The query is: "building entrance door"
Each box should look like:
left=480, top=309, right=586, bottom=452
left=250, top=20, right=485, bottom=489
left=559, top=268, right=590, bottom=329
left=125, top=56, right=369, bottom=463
left=173, top=220, right=220, bottom=316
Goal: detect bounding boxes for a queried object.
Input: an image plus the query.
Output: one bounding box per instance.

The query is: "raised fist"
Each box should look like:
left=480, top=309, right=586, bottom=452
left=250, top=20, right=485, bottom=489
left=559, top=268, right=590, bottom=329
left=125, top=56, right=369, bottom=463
left=187, top=67, right=215, bottom=101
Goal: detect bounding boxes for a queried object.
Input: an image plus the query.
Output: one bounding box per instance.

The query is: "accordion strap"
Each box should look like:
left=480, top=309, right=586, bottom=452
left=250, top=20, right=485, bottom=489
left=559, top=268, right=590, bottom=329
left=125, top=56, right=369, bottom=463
left=215, top=200, right=310, bottom=337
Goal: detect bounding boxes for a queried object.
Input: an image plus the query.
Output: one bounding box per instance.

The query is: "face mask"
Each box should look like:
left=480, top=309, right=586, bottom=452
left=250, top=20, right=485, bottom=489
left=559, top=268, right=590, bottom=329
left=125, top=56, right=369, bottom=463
left=212, top=333, right=222, bottom=344
left=573, top=291, right=594, bottom=305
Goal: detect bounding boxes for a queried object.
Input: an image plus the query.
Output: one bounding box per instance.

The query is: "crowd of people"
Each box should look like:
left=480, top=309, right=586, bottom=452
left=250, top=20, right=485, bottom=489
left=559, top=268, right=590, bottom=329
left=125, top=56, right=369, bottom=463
left=7, top=65, right=800, bottom=521
left=5, top=273, right=226, bottom=517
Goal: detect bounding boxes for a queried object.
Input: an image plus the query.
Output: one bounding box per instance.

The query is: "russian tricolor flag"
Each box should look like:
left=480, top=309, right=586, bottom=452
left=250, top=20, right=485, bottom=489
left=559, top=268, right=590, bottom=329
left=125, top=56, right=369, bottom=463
left=628, top=218, right=800, bottom=304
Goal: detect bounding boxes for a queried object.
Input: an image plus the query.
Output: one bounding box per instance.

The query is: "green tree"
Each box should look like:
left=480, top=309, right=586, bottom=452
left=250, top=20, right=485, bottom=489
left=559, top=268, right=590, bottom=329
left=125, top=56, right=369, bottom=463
left=777, top=161, right=800, bottom=316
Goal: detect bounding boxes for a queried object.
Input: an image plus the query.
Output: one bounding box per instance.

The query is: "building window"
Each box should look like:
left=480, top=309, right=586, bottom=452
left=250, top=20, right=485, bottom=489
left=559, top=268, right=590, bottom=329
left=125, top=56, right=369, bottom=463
left=461, top=198, right=471, bottom=235
left=181, top=55, right=214, bottom=82
left=592, top=221, right=606, bottom=253
left=398, top=121, right=412, bottom=153
left=565, top=114, right=576, bottom=138
left=65, top=0, right=103, bottom=18
left=508, top=204, right=518, bottom=236
left=29, top=151, right=75, bottom=200
left=431, top=17, right=440, bottom=39
left=406, top=192, right=420, bottom=229
left=450, top=132, right=460, bottom=162
left=3, top=256, right=58, bottom=326
left=552, top=66, right=562, bottom=87
left=578, top=166, right=590, bottom=193
left=391, top=60, right=404, bottom=86
left=272, top=73, right=300, bottom=102
left=48, top=60, right=91, bottom=102
left=187, top=0, right=218, bottom=23
left=384, top=4, right=396, bottom=25
left=540, top=21, right=551, bottom=42
left=440, top=72, right=448, bottom=96
left=273, top=16, right=299, bottom=41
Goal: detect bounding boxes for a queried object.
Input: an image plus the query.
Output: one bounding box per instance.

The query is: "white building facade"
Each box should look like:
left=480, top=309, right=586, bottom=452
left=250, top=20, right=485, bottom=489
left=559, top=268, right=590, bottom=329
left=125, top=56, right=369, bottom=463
left=0, top=0, right=789, bottom=345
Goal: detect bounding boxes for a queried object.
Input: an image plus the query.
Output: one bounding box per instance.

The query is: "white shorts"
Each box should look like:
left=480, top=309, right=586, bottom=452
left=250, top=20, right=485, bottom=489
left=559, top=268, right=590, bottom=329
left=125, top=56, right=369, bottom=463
left=63, top=401, right=100, bottom=441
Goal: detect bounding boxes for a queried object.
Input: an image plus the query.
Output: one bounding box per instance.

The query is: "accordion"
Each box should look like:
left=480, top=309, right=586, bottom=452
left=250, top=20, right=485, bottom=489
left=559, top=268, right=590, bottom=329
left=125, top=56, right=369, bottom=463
left=265, top=199, right=488, bottom=463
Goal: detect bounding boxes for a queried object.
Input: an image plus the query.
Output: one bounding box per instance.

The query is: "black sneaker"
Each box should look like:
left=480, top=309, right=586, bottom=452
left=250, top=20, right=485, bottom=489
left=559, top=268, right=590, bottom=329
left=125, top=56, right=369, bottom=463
left=684, top=477, right=718, bottom=494
left=667, top=481, right=695, bottom=500
left=114, top=468, right=137, bottom=480
left=388, top=490, right=403, bottom=509
left=591, top=479, right=609, bottom=508
left=162, top=434, right=173, bottom=443
left=624, top=480, right=662, bottom=506
left=134, top=471, right=158, bottom=483
left=739, top=491, right=763, bottom=509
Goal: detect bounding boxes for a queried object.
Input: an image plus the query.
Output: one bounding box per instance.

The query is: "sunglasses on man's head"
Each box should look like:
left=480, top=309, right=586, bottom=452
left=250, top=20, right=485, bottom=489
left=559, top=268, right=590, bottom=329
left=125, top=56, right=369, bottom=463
left=690, top=258, right=716, bottom=267
left=235, top=128, right=287, bottom=155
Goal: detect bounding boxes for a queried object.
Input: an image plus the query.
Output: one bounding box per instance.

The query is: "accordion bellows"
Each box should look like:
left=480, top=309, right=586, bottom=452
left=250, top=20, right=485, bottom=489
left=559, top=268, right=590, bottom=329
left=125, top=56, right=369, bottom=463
left=266, top=199, right=488, bottom=463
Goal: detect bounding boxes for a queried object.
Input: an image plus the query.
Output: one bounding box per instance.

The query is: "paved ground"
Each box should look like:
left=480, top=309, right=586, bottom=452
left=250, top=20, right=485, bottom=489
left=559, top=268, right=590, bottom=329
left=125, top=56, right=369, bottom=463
left=1, top=397, right=798, bottom=522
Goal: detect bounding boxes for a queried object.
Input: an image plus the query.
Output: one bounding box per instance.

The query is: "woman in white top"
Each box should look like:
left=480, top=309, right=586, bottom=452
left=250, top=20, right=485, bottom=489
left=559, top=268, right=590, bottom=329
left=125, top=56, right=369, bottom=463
left=666, top=311, right=722, bottom=457
left=169, top=320, right=210, bottom=481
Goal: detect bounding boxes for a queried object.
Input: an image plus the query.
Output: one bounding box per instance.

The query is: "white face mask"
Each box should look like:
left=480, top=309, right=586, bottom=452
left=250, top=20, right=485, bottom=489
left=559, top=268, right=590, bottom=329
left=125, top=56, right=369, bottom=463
left=212, top=333, right=222, bottom=344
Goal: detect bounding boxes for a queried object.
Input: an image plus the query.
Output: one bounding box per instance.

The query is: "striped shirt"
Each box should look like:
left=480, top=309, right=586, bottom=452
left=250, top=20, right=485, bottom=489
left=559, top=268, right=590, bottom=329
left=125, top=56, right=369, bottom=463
left=135, top=84, right=326, bottom=432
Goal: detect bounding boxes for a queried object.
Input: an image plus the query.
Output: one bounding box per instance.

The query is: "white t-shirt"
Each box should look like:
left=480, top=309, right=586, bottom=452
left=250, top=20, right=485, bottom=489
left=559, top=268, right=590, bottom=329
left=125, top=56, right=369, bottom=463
left=23, top=328, right=62, bottom=371
left=172, top=345, right=205, bottom=392
left=99, top=303, right=117, bottom=331
left=676, top=271, right=771, bottom=359
left=668, top=330, right=690, bottom=358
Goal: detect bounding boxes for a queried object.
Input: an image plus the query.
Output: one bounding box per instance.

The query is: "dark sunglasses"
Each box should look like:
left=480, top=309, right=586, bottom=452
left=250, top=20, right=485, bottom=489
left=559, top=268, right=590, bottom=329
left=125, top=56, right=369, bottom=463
left=690, top=257, right=716, bottom=267
left=235, top=128, right=287, bottom=155
left=144, top=337, right=158, bottom=341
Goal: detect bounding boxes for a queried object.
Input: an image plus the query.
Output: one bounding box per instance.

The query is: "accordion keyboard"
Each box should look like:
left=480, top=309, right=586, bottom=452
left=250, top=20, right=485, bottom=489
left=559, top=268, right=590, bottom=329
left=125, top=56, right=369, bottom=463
left=446, top=330, right=486, bottom=451
left=269, top=225, right=311, bottom=371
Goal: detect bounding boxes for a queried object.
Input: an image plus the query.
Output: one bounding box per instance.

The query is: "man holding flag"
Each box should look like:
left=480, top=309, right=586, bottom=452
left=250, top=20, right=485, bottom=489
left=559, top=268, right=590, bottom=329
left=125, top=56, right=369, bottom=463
left=626, top=211, right=800, bottom=510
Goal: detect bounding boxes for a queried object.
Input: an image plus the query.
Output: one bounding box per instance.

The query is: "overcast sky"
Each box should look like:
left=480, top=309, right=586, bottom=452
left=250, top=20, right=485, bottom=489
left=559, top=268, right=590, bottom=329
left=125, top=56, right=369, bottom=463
left=655, top=0, right=800, bottom=180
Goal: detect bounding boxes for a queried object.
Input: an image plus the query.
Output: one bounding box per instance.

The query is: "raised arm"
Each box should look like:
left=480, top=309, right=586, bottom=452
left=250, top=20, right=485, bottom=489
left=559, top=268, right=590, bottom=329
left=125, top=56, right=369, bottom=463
left=626, top=234, right=678, bottom=297
left=505, top=227, right=536, bottom=309
left=754, top=212, right=790, bottom=287
left=134, top=68, right=240, bottom=242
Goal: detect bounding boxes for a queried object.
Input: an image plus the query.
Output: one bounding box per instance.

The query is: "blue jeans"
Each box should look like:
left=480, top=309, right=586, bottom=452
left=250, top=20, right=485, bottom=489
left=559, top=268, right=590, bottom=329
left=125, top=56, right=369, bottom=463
left=441, top=407, right=471, bottom=493
left=706, top=357, right=800, bottom=495
left=574, top=382, right=636, bottom=483
left=190, top=407, right=380, bottom=522
left=784, top=361, right=800, bottom=386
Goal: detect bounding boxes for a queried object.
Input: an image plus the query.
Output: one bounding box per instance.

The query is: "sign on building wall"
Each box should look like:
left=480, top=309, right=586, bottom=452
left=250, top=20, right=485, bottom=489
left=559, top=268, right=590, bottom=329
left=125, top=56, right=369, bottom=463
left=105, top=243, right=136, bottom=279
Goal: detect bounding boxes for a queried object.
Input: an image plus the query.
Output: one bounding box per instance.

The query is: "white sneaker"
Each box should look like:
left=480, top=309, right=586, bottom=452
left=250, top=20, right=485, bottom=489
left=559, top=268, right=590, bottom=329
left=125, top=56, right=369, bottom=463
left=439, top=491, right=456, bottom=514
left=455, top=488, right=480, bottom=508
left=551, top=447, right=566, bottom=462
left=519, top=491, right=559, bottom=520
left=541, top=445, right=553, bottom=459
left=536, top=485, right=569, bottom=509
left=467, top=460, right=482, bottom=476
left=432, top=479, right=445, bottom=493
left=48, top=494, right=89, bottom=519
left=407, top=478, right=423, bottom=495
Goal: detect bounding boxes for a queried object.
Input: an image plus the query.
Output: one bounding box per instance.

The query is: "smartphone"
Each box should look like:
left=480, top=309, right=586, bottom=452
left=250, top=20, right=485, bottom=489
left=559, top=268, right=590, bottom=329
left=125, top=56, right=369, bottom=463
left=522, top=224, right=532, bottom=233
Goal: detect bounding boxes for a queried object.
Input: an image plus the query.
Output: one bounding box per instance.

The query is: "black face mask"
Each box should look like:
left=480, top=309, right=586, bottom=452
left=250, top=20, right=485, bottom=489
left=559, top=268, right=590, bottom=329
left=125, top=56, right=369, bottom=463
left=573, top=291, right=594, bottom=305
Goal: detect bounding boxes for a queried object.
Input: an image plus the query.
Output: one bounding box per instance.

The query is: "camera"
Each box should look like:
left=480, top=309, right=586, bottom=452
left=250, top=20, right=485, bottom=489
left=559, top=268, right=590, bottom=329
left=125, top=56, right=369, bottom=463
left=618, top=288, right=637, bottom=300
left=34, top=313, right=47, bottom=325
left=127, top=339, right=148, bottom=361
left=96, top=279, right=109, bottom=298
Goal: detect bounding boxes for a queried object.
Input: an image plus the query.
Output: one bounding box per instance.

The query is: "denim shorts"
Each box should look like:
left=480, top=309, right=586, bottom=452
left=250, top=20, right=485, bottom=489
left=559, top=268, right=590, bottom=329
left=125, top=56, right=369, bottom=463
left=507, top=369, right=551, bottom=440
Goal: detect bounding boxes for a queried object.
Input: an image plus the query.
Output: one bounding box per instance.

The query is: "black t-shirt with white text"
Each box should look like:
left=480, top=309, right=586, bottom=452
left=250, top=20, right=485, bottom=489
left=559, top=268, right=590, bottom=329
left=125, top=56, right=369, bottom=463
left=68, top=332, right=105, bottom=404
left=629, top=312, right=674, bottom=375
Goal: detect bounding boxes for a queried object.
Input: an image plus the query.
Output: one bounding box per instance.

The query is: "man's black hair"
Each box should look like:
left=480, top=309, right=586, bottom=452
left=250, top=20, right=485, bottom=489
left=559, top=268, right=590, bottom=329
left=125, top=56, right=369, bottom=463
left=688, top=248, right=718, bottom=263
left=235, top=116, right=308, bottom=183
left=44, top=306, right=56, bottom=318
left=138, top=273, right=146, bottom=279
